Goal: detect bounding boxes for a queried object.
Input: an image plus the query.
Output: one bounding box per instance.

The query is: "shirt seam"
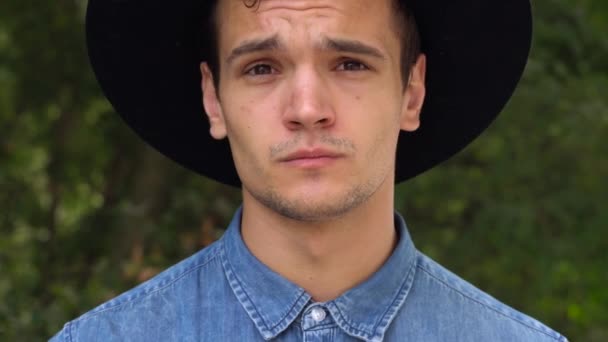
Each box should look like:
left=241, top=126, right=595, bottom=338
left=330, top=253, right=417, bottom=340
left=270, top=291, right=309, bottom=331
left=221, top=243, right=310, bottom=334
left=417, top=264, right=564, bottom=341
left=305, top=321, right=338, bottom=331
left=66, top=321, right=73, bottom=342
left=370, top=253, right=416, bottom=338
left=73, top=244, right=223, bottom=325
left=222, top=247, right=272, bottom=331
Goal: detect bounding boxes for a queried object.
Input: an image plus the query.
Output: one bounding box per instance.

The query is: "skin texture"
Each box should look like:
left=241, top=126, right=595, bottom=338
left=201, top=0, right=426, bottom=301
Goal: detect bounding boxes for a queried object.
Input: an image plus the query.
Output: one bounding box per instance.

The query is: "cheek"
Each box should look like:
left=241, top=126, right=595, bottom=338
left=340, top=96, right=402, bottom=163
left=361, top=123, right=398, bottom=168
left=222, top=101, right=278, bottom=166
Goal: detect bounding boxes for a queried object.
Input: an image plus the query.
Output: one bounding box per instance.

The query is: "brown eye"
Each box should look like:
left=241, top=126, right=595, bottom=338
left=337, top=60, right=369, bottom=71
left=246, top=64, right=274, bottom=76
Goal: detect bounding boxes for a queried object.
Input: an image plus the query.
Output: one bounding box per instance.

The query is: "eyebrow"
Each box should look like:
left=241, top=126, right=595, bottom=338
left=225, top=35, right=386, bottom=65
left=321, top=37, right=386, bottom=60
left=226, top=35, right=282, bottom=65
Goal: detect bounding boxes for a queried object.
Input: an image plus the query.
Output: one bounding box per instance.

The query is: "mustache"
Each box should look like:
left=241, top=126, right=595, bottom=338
left=269, top=135, right=356, bottom=159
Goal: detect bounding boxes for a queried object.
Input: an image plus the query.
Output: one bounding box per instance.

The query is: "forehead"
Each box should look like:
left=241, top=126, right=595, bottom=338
left=217, top=0, right=390, bottom=18
left=215, top=0, right=398, bottom=53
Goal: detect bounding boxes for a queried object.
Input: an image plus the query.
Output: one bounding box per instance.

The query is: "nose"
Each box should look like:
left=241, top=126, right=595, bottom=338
left=282, top=66, right=335, bottom=131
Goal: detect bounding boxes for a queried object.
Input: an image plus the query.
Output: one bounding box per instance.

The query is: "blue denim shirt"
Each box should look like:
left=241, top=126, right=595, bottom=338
left=51, top=208, right=566, bottom=341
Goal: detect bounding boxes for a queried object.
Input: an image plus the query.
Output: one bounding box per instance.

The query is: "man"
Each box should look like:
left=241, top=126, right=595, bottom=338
left=52, top=0, right=567, bottom=341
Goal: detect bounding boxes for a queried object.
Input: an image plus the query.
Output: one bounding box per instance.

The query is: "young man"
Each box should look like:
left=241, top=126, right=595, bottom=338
left=52, top=0, right=567, bottom=341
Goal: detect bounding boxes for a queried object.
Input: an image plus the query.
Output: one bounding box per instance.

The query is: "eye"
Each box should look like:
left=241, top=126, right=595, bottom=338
left=245, top=63, right=276, bottom=76
left=336, top=60, right=369, bottom=72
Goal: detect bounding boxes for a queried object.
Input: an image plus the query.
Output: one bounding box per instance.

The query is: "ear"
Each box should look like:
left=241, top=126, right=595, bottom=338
left=400, top=54, right=426, bottom=132
left=200, top=62, right=227, bottom=140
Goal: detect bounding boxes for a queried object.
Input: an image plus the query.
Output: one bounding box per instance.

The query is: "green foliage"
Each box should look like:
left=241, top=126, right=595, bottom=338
left=0, top=0, right=606, bottom=340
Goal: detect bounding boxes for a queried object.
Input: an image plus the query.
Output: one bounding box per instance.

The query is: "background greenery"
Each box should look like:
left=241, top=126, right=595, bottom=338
left=0, top=0, right=606, bottom=340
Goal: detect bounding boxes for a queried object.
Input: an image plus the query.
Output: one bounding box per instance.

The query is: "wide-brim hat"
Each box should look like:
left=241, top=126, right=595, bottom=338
left=86, top=0, right=532, bottom=187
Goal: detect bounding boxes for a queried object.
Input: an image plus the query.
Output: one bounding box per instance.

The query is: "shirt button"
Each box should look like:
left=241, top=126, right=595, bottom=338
left=310, top=307, right=327, bottom=322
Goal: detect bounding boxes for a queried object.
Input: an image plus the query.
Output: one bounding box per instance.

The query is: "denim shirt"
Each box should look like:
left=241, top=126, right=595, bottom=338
left=51, top=208, right=566, bottom=341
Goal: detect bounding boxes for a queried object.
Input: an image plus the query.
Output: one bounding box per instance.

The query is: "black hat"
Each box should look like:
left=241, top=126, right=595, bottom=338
left=86, top=0, right=532, bottom=187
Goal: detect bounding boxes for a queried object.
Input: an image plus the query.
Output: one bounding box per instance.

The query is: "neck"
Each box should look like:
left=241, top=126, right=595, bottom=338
left=240, top=179, right=397, bottom=302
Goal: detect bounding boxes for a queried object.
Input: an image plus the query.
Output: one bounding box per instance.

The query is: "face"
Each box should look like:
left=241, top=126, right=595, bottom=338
left=202, top=0, right=426, bottom=222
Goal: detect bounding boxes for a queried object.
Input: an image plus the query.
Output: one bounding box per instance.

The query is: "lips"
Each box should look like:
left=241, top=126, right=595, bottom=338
left=279, top=148, right=344, bottom=168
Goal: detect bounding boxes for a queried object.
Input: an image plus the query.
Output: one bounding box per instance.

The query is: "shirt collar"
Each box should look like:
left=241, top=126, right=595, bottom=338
left=221, top=207, right=418, bottom=341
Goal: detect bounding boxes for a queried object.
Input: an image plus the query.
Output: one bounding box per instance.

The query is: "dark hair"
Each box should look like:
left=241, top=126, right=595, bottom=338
left=393, top=0, right=422, bottom=87
left=203, top=0, right=421, bottom=91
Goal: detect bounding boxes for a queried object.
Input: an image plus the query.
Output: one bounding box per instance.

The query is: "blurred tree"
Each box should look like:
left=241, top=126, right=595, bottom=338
left=0, top=0, right=605, bottom=340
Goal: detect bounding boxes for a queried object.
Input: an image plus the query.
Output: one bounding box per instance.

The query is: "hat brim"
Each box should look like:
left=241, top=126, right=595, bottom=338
left=86, top=0, right=532, bottom=187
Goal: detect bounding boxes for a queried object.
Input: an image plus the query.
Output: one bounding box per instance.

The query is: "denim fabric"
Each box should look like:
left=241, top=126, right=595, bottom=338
left=51, top=208, right=567, bottom=341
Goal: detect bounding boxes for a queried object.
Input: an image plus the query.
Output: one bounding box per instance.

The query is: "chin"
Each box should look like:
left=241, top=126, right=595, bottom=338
left=253, top=180, right=375, bottom=222
left=273, top=199, right=355, bottom=222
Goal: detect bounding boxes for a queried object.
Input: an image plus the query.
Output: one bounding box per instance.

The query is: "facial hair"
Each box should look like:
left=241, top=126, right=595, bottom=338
left=245, top=134, right=390, bottom=222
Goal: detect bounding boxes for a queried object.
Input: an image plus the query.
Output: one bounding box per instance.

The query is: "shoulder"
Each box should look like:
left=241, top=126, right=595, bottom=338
left=401, top=252, right=568, bottom=341
left=50, top=240, right=226, bottom=341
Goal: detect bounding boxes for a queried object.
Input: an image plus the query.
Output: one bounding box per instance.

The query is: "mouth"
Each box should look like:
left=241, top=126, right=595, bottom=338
left=279, top=148, right=344, bottom=169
